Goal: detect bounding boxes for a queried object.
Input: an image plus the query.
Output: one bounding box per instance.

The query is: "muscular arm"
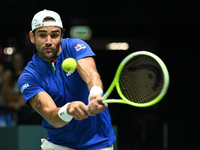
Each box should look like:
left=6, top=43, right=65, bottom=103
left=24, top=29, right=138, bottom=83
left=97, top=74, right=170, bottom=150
left=77, top=57, right=103, bottom=91
left=77, top=57, right=108, bottom=115
left=29, top=91, right=68, bottom=128
left=29, top=91, right=89, bottom=128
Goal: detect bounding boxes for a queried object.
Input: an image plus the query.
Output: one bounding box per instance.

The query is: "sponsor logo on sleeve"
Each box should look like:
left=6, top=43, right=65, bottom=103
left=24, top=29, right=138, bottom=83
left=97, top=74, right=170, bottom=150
left=74, top=44, right=86, bottom=51
left=20, top=83, right=29, bottom=93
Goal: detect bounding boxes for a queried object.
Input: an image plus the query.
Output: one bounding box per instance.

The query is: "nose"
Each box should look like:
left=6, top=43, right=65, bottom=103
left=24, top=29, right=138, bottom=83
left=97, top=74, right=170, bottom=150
left=45, top=35, right=52, bottom=46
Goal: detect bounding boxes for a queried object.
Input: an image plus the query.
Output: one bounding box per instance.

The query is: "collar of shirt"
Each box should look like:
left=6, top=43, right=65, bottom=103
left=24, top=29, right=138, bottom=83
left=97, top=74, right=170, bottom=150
left=32, top=52, right=53, bottom=75
left=32, top=48, right=62, bottom=75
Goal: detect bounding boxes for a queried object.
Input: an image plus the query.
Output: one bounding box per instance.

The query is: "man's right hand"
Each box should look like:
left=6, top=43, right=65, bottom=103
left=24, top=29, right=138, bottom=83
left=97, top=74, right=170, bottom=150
left=67, top=101, right=89, bottom=120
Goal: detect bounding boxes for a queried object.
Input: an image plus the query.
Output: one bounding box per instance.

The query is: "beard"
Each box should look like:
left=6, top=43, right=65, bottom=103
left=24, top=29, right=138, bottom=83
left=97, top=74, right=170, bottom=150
left=35, top=41, right=61, bottom=62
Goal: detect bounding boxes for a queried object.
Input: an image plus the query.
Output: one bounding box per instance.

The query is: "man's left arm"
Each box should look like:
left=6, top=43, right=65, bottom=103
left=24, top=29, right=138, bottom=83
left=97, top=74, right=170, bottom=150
left=77, top=57, right=108, bottom=115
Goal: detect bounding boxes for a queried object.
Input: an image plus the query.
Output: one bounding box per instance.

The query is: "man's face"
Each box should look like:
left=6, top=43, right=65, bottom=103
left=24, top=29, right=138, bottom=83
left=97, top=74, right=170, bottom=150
left=30, top=26, right=63, bottom=62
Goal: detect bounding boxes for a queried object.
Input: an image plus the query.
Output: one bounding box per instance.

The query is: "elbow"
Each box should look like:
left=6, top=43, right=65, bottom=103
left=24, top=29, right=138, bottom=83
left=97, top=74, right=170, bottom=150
left=45, top=111, right=68, bottom=128
left=50, top=120, right=68, bottom=128
left=50, top=123, right=65, bottom=128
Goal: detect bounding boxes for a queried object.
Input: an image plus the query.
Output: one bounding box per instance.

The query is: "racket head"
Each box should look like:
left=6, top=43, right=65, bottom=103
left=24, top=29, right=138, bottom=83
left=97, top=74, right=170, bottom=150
left=104, top=51, right=169, bottom=107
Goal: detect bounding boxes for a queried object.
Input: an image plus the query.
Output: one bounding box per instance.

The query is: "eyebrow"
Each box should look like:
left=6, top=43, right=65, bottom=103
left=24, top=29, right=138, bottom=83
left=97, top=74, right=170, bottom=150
left=37, top=30, right=60, bottom=33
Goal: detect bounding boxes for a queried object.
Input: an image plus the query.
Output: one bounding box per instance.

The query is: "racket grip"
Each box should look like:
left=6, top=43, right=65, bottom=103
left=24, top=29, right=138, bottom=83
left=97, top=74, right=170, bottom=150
left=103, top=99, right=124, bottom=104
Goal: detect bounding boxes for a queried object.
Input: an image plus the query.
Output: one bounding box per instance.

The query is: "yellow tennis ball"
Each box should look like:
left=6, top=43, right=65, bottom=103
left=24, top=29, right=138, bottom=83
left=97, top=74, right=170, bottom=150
left=62, top=58, right=77, bottom=72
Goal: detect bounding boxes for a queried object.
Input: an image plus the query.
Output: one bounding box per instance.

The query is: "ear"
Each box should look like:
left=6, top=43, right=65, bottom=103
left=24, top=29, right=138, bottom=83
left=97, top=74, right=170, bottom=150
left=61, top=33, right=64, bottom=41
left=29, top=31, right=35, bottom=44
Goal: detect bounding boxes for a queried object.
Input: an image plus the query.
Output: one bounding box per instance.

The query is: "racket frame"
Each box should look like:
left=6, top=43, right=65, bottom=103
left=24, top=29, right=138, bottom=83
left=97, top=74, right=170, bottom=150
left=102, top=51, right=170, bottom=107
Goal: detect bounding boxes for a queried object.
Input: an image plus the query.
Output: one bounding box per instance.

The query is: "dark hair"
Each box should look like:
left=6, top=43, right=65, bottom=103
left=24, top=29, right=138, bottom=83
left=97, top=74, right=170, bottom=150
left=43, top=16, right=56, bottom=21
left=32, top=16, right=65, bottom=34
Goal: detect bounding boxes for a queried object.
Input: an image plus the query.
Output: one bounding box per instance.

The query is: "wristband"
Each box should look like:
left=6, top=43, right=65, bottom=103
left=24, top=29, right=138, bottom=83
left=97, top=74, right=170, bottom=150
left=90, top=86, right=103, bottom=96
left=58, top=103, right=73, bottom=122
left=88, top=86, right=103, bottom=102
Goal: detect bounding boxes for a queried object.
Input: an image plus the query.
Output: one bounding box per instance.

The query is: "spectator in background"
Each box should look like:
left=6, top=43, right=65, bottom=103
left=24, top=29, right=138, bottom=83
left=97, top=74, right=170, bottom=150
left=0, top=62, right=14, bottom=126
left=2, top=52, right=42, bottom=125
left=2, top=52, right=25, bottom=110
left=0, top=46, right=5, bottom=105
left=2, top=52, right=25, bottom=124
left=0, top=63, right=5, bottom=105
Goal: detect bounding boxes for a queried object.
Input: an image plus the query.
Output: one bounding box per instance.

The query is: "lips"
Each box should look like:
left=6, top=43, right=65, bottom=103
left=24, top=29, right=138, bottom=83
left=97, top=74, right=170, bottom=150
left=44, top=47, right=53, bottom=52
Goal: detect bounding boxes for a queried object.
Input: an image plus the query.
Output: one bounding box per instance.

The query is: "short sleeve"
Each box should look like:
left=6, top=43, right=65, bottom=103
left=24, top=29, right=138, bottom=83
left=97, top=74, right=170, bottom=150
left=63, top=38, right=95, bottom=61
left=18, top=72, right=45, bottom=105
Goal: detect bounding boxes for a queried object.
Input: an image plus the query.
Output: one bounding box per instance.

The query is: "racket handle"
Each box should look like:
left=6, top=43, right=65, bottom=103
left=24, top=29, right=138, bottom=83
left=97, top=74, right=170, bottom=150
left=102, top=99, right=124, bottom=104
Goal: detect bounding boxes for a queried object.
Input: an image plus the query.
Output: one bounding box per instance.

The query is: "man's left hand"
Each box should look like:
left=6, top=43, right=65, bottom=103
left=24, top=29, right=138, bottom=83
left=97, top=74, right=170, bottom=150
left=88, top=94, right=108, bottom=116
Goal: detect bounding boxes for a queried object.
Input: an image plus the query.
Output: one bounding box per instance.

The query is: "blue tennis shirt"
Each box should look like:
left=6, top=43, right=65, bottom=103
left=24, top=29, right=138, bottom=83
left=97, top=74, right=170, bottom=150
left=18, top=38, right=116, bottom=150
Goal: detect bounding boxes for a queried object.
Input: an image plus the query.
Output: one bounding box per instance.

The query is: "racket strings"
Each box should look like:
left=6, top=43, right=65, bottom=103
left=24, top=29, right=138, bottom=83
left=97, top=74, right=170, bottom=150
left=119, top=55, right=164, bottom=103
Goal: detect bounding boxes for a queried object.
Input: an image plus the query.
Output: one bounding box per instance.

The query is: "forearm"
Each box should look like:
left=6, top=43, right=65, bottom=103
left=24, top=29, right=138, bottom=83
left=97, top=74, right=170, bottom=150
left=77, top=57, right=103, bottom=91
left=87, top=72, right=103, bottom=90
left=43, top=107, right=69, bottom=128
left=29, top=92, right=69, bottom=128
left=75, top=57, right=107, bottom=115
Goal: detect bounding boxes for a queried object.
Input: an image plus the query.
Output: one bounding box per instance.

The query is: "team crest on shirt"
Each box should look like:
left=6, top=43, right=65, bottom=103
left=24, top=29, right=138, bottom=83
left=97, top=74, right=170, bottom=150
left=74, top=44, right=86, bottom=51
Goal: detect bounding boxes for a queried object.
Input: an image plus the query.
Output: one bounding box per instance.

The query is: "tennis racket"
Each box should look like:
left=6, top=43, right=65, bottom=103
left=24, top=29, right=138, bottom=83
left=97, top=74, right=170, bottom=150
left=102, top=51, right=169, bottom=107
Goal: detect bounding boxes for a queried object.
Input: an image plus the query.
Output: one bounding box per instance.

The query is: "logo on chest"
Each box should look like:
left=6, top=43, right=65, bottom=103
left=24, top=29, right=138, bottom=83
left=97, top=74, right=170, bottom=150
left=65, top=70, right=75, bottom=77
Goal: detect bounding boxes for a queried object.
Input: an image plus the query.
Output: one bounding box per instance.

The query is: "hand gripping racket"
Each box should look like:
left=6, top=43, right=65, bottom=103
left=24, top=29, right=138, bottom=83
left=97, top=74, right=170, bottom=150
left=102, top=51, right=170, bottom=107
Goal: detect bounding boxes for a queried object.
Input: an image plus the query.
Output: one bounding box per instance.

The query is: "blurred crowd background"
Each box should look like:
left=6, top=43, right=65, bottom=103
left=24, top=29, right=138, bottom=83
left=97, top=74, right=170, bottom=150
left=0, top=0, right=199, bottom=150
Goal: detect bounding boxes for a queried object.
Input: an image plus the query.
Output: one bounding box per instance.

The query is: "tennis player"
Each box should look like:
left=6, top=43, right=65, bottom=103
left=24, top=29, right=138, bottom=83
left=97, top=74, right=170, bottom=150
left=18, top=9, right=115, bottom=150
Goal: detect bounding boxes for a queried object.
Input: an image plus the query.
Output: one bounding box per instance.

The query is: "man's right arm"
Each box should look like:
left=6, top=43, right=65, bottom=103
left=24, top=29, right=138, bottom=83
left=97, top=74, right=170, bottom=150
left=29, top=91, right=89, bottom=128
